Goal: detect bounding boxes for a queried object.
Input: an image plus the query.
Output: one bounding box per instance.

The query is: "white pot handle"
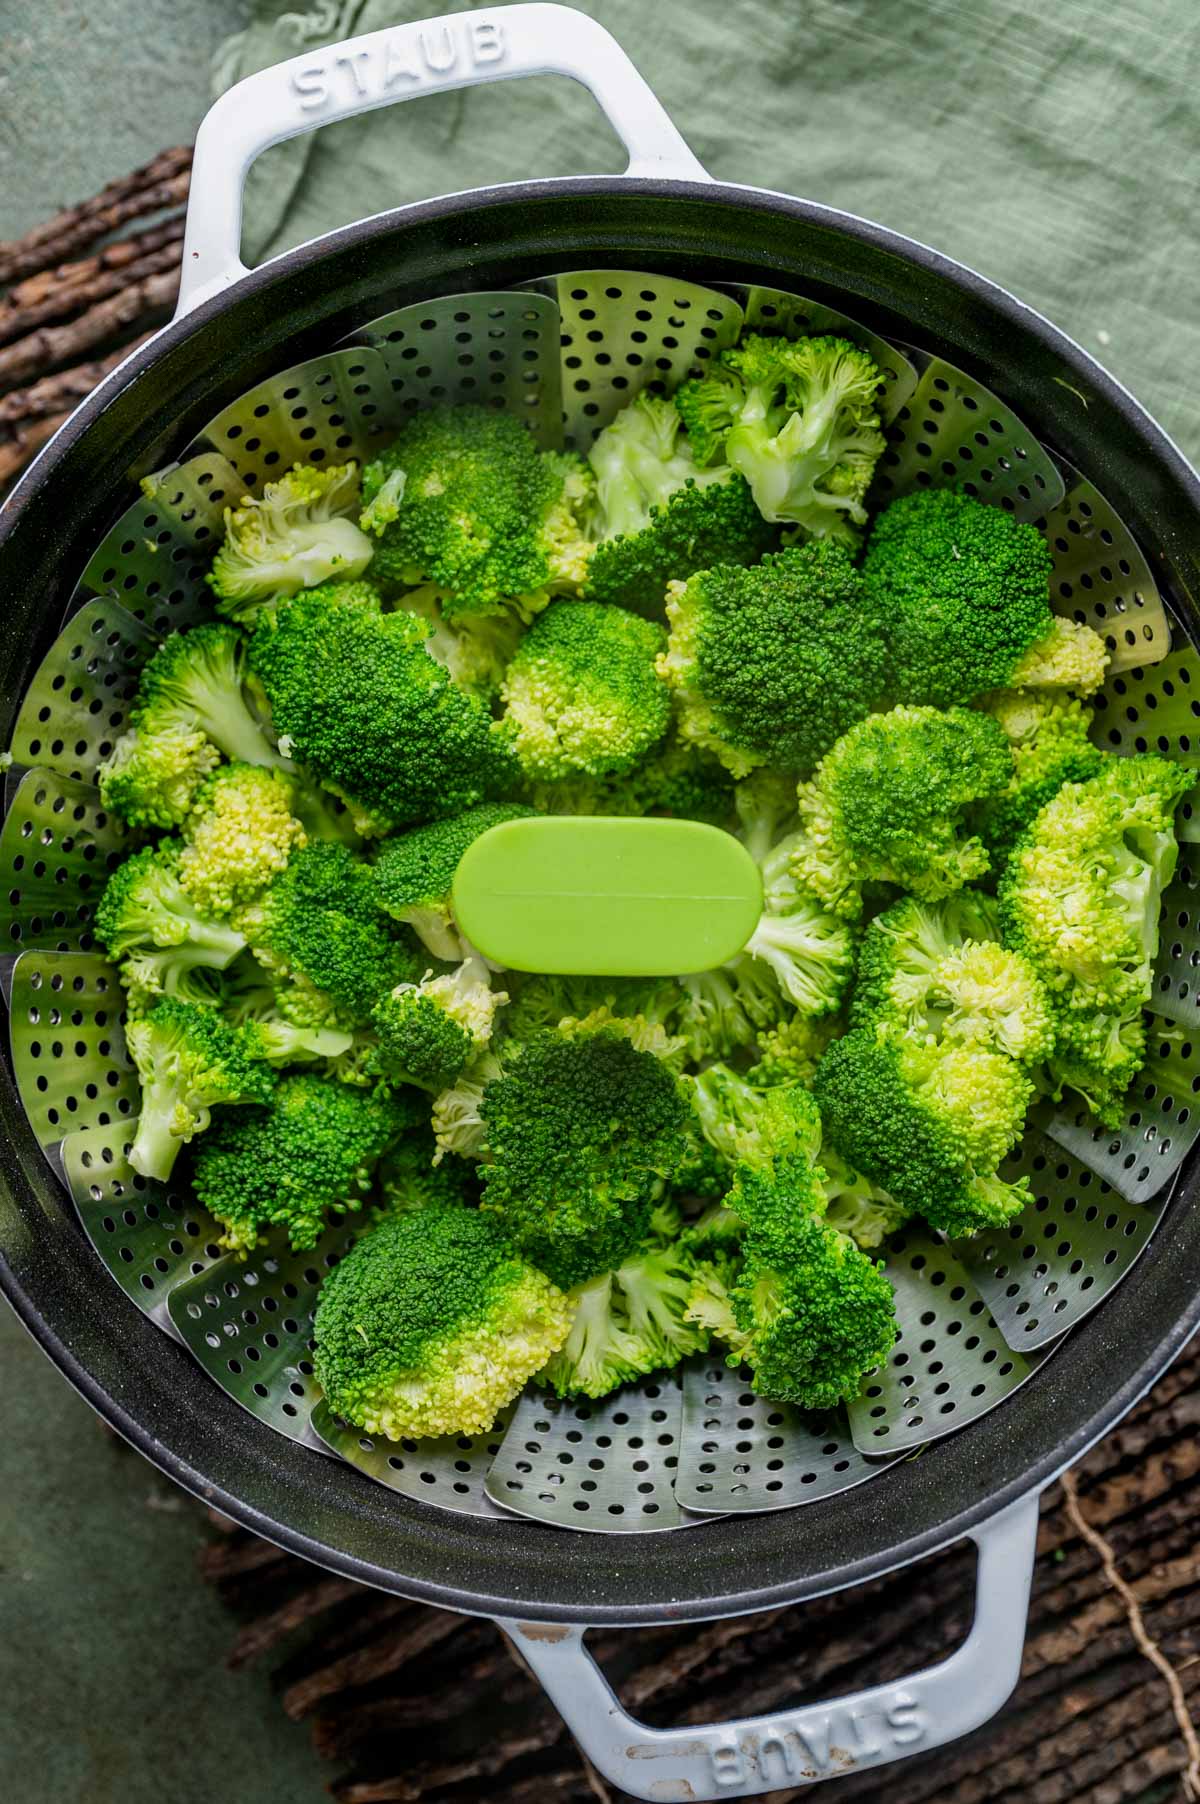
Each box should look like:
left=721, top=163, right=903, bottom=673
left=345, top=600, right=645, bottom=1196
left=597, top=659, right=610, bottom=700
left=501, top=1490, right=1041, bottom=1800
left=177, top=2, right=710, bottom=317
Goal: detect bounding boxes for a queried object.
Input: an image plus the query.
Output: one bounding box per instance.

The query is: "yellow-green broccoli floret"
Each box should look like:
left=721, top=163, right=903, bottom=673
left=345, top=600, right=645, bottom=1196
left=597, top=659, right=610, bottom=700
left=820, top=1148, right=910, bottom=1250
left=674, top=332, right=886, bottom=540
left=177, top=762, right=306, bottom=917
left=369, top=957, right=506, bottom=1092
left=974, top=688, right=1106, bottom=870
left=95, top=842, right=246, bottom=1002
left=372, top=802, right=538, bottom=961
left=539, top=1232, right=709, bottom=1400
left=208, top=462, right=373, bottom=621
left=657, top=543, right=888, bottom=778
left=499, top=599, right=671, bottom=782
left=125, top=996, right=276, bottom=1182
left=792, top=704, right=1014, bottom=919
left=98, top=722, right=221, bottom=830
left=861, top=487, right=1109, bottom=707
left=313, top=1206, right=573, bottom=1439
left=746, top=1014, right=838, bottom=1089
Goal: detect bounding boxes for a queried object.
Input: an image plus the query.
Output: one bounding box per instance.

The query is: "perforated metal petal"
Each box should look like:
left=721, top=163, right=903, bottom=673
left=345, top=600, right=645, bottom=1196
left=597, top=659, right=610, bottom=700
left=1151, top=866, right=1200, bottom=1025
left=1091, top=645, right=1200, bottom=765
left=676, top=1360, right=896, bottom=1515
left=1043, top=1025, right=1200, bottom=1205
left=736, top=285, right=918, bottom=424
left=8, top=950, right=135, bottom=1144
left=486, top=1375, right=690, bottom=1532
left=7, top=595, right=160, bottom=782
left=954, top=1131, right=1169, bottom=1350
left=0, top=770, right=133, bottom=954
left=545, top=271, right=744, bottom=448
left=351, top=293, right=564, bottom=449
left=188, top=350, right=397, bottom=489
left=167, top=1229, right=358, bottom=1445
left=80, top=453, right=240, bottom=634
left=847, top=1230, right=1042, bottom=1455
left=871, top=356, right=1065, bottom=521
left=1042, top=471, right=1170, bottom=672
left=62, top=1122, right=224, bottom=1328
left=311, top=1400, right=513, bottom=1518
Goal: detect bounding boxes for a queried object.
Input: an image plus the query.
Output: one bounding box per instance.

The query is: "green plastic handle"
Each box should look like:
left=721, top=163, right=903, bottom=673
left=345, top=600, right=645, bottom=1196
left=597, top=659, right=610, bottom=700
left=452, top=816, right=763, bottom=976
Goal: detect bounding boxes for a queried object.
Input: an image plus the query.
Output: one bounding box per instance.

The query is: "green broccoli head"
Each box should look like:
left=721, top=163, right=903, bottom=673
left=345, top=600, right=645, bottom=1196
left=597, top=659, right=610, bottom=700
left=498, top=600, right=671, bottom=782
left=208, top=462, right=374, bottom=621
left=974, top=688, right=1106, bottom=871
left=313, top=1206, right=573, bottom=1438
left=674, top=332, right=886, bottom=539
left=369, top=957, right=504, bottom=1091
left=814, top=1025, right=1033, bottom=1237
left=479, top=1025, right=691, bottom=1288
left=177, top=762, right=306, bottom=917
left=133, top=622, right=287, bottom=772
left=861, top=488, right=1108, bottom=706
left=98, top=722, right=221, bottom=830
left=372, top=802, right=538, bottom=960
left=247, top=585, right=515, bottom=831
left=792, top=704, right=1014, bottom=919
left=657, top=543, right=888, bottom=777
left=736, top=787, right=858, bottom=1018
left=95, top=842, right=246, bottom=1001
left=190, top=1072, right=415, bottom=1252
left=359, top=406, right=591, bottom=617
left=125, top=996, right=276, bottom=1182
left=539, top=1235, right=709, bottom=1400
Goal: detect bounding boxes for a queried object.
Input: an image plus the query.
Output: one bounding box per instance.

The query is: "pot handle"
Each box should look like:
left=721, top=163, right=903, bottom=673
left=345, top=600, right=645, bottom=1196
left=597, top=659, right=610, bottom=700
left=177, top=2, right=710, bottom=316
left=500, top=1490, right=1041, bottom=1800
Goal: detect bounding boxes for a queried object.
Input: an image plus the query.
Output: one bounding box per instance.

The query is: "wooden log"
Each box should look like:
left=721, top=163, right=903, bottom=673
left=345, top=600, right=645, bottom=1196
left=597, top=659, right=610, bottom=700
left=0, top=149, right=191, bottom=285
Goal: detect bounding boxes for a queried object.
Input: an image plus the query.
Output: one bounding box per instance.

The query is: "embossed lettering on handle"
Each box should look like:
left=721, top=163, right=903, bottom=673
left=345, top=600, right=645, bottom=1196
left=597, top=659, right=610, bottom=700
left=290, top=16, right=508, bottom=115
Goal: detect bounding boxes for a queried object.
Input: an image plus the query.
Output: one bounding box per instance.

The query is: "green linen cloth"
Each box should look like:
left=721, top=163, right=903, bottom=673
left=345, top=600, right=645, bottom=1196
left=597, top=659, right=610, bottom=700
left=214, top=0, right=1200, bottom=462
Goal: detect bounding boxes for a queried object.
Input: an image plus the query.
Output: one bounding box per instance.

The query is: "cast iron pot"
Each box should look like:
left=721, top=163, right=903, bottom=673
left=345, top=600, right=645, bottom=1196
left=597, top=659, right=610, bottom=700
left=1, top=8, right=1197, bottom=1796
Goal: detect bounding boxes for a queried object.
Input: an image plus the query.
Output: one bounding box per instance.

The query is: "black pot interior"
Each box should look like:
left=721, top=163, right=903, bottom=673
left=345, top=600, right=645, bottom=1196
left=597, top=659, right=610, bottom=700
left=2, top=178, right=1199, bottom=1624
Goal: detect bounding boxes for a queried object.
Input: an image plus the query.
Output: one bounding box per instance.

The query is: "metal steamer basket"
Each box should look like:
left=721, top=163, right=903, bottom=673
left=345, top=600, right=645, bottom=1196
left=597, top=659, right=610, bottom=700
left=2, top=8, right=1199, bottom=1796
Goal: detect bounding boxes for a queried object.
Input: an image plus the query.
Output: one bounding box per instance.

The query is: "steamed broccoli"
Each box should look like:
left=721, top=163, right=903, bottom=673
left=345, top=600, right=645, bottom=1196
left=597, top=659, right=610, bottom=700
left=528, top=731, right=736, bottom=826
left=974, top=689, right=1106, bottom=870
left=372, top=803, right=538, bottom=961
left=369, top=957, right=505, bottom=1091
left=125, top=996, right=276, bottom=1181
left=673, top=957, right=786, bottom=1064
left=688, top=1062, right=823, bottom=1182
left=397, top=585, right=524, bottom=698
left=98, top=722, right=220, bottom=831
left=131, top=623, right=287, bottom=771
left=359, top=407, right=591, bottom=617
left=190, top=1073, right=415, bottom=1252
left=177, top=762, right=306, bottom=917
left=861, top=488, right=1108, bottom=707
left=95, top=842, right=245, bottom=1000
left=580, top=391, right=774, bottom=615
left=539, top=1233, right=709, bottom=1400
left=498, top=600, right=671, bottom=782
left=375, top=1127, right=481, bottom=1217
left=735, top=771, right=857, bottom=1016
left=792, top=705, right=1014, bottom=919
left=247, top=585, right=514, bottom=832
left=746, top=1014, right=838, bottom=1089
left=674, top=333, right=885, bottom=540
left=313, top=1206, right=573, bottom=1438
left=821, top=1147, right=910, bottom=1250
left=208, top=462, right=374, bottom=620
left=657, top=543, right=888, bottom=777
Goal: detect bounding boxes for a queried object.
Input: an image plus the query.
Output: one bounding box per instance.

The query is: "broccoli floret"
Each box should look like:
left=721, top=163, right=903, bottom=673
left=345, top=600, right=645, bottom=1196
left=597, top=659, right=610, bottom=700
left=814, top=1027, right=1033, bottom=1237
left=373, top=802, right=538, bottom=961
left=208, top=462, right=374, bottom=621
left=375, top=1128, right=481, bottom=1217
left=539, top=1236, right=709, bottom=1400
left=313, top=1206, right=573, bottom=1438
left=851, top=893, right=1055, bottom=1066
left=657, top=543, right=888, bottom=777
left=131, top=622, right=287, bottom=773
left=673, top=333, right=885, bottom=539
left=734, top=781, right=858, bottom=1016
left=792, top=705, right=1014, bottom=919
left=479, top=1025, right=691, bottom=1288
left=216, top=957, right=354, bottom=1064
left=176, top=762, right=306, bottom=917
left=673, top=957, right=786, bottom=1064
left=498, top=600, right=670, bottom=782
left=430, top=1048, right=504, bottom=1163
left=529, top=732, right=736, bottom=826
left=746, top=1015, right=838, bottom=1088
left=359, top=407, right=592, bottom=617
left=235, top=841, right=423, bottom=1030
left=999, top=755, right=1190, bottom=1123
left=191, top=1073, right=414, bottom=1252
left=974, top=688, right=1106, bottom=870
left=397, top=585, right=524, bottom=698
left=861, top=488, right=1108, bottom=707
left=125, top=996, right=276, bottom=1181
left=247, top=586, right=514, bottom=831
left=821, top=1148, right=910, bottom=1250
left=369, top=957, right=506, bottom=1091
left=688, top=1063, right=823, bottom=1175
left=98, top=723, right=221, bottom=830
left=95, top=843, right=245, bottom=1000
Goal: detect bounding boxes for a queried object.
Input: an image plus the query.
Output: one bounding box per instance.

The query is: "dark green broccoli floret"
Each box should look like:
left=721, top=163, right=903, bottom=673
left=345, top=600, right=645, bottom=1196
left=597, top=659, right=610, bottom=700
left=125, top=996, right=276, bottom=1182
left=369, top=957, right=504, bottom=1091
left=247, top=586, right=515, bottom=832
left=131, top=623, right=288, bottom=770
left=190, top=1073, right=415, bottom=1252
left=974, top=689, right=1106, bottom=871
left=479, top=1025, right=691, bottom=1288
left=862, top=488, right=1108, bottom=707
left=657, top=543, right=888, bottom=776
left=673, top=333, right=885, bottom=540
left=313, top=1206, right=572, bottom=1438
left=792, top=704, right=1014, bottom=919
left=208, top=463, right=374, bottom=622
left=359, top=407, right=591, bottom=617
left=95, top=843, right=245, bottom=1002
left=498, top=600, right=671, bottom=782
left=373, top=802, right=538, bottom=960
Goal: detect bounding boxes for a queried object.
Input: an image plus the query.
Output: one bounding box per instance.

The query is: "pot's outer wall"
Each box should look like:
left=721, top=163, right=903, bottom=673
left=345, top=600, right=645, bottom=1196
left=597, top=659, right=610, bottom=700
left=2, top=179, right=1199, bottom=1624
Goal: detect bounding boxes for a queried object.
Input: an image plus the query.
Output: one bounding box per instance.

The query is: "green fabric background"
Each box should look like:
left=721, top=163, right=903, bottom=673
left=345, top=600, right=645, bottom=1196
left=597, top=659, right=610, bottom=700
left=216, top=0, right=1200, bottom=462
